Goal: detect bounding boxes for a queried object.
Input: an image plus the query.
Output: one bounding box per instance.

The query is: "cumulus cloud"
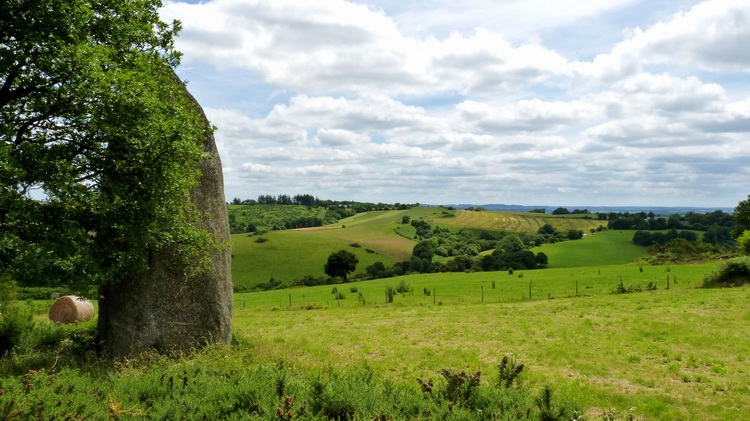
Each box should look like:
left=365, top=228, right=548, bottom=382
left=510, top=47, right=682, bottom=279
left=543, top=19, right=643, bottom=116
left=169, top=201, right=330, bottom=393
left=163, top=0, right=570, bottom=96
left=165, top=0, right=750, bottom=207
left=578, top=0, right=750, bottom=79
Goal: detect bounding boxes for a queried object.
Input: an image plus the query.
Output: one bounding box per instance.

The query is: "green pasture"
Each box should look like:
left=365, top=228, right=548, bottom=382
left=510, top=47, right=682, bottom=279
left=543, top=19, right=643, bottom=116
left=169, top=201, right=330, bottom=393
left=233, top=262, right=718, bottom=310
left=231, top=207, right=448, bottom=288
left=535, top=230, right=647, bottom=268
left=232, top=262, right=746, bottom=420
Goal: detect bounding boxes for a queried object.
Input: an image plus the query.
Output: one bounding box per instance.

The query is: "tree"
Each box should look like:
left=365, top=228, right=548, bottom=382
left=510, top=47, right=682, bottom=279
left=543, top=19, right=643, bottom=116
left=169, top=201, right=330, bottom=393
left=1, top=0, right=232, bottom=357
left=535, top=252, right=549, bottom=267
left=324, top=250, right=359, bottom=281
left=537, top=224, right=556, bottom=235
left=412, top=240, right=436, bottom=261
left=735, top=195, right=750, bottom=233
left=737, top=231, right=750, bottom=255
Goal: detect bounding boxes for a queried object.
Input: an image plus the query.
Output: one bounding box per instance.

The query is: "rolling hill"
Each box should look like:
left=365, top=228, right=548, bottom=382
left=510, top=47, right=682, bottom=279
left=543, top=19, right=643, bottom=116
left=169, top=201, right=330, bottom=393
left=231, top=206, right=642, bottom=288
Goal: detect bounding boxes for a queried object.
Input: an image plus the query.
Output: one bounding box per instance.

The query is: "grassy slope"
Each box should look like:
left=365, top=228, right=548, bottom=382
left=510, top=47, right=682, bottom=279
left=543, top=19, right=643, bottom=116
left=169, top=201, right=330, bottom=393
left=232, top=262, right=747, bottom=420
left=232, top=207, right=446, bottom=287
left=232, top=206, right=624, bottom=288
left=535, top=230, right=647, bottom=268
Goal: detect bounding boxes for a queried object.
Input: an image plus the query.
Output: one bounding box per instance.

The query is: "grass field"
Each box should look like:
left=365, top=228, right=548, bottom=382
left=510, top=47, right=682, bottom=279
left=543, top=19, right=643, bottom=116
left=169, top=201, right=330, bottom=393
left=231, top=261, right=746, bottom=420
left=232, top=207, right=448, bottom=288
left=231, top=206, right=621, bottom=288
left=535, top=230, right=647, bottom=268
left=435, top=210, right=605, bottom=234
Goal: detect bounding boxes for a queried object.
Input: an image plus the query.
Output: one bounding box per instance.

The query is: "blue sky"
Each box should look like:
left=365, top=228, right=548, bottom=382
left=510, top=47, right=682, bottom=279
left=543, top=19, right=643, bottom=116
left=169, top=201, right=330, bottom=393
left=161, top=0, right=750, bottom=207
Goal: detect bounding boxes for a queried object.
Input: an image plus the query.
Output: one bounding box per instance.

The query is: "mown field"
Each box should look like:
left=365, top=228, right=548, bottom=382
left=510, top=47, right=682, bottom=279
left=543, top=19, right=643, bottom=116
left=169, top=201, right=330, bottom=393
left=436, top=210, right=605, bottom=234
left=231, top=261, right=748, bottom=420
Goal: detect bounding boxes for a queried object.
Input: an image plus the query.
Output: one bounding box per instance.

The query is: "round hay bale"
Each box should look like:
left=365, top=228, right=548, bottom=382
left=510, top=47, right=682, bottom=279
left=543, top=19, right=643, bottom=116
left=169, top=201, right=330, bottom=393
left=49, top=296, right=95, bottom=324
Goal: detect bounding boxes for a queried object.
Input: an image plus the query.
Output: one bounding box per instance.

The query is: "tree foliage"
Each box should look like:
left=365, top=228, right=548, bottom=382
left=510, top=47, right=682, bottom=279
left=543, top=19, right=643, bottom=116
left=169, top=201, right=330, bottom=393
left=1, top=0, right=213, bottom=290
left=738, top=230, right=750, bottom=255
left=735, top=195, right=750, bottom=232
left=324, top=250, right=359, bottom=281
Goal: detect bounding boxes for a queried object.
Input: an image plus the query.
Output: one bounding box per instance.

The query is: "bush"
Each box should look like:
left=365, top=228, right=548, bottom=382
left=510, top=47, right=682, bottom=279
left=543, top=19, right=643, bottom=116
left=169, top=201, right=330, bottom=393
left=497, top=356, right=524, bottom=388
left=703, top=256, right=750, bottom=287
left=0, top=303, right=34, bottom=357
left=396, top=280, right=412, bottom=294
left=385, top=286, right=395, bottom=303
left=0, top=277, right=16, bottom=312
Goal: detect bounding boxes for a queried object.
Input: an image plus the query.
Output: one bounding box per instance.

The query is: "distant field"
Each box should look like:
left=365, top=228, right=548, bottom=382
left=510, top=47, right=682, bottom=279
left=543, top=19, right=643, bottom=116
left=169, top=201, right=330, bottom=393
left=232, top=207, right=448, bottom=288
left=232, top=261, right=747, bottom=420
left=535, top=230, right=647, bottom=268
left=435, top=210, right=605, bottom=233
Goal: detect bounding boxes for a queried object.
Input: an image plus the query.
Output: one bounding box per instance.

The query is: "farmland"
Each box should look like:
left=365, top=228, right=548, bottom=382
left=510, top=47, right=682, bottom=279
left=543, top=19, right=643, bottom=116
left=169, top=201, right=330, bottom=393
left=231, top=206, right=621, bottom=288
left=5, top=205, right=742, bottom=419
left=436, top=210, right=605, bottom=233
left=230, top=261, right=749, bottom=420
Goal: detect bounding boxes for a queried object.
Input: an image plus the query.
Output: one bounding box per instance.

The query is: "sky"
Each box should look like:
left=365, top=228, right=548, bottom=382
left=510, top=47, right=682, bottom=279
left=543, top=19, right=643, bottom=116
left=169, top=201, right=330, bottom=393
left=160, top=0, right=750, bottom=208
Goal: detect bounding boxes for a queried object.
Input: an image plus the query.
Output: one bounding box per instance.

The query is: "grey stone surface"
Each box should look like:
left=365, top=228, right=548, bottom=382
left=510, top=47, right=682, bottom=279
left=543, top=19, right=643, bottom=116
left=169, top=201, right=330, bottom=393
left=97, top=73, right=233, bottom=358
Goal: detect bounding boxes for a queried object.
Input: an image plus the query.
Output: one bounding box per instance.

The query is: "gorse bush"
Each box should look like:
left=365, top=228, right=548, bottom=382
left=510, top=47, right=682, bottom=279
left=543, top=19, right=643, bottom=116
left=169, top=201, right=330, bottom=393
left=0, top=347, right=581, bottom=420
left=497, top=355, right=525, bottom=388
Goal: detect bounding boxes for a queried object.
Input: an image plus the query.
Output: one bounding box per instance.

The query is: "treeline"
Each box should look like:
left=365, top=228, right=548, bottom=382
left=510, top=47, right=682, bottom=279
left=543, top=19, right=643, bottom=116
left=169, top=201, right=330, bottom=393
left=607, top=210, right=736, bottom=232
left=626, top=211, right=740, bottom=263
left=231, top=194, right=417, bottom=212
left=228, top=194, right=419, bottom=234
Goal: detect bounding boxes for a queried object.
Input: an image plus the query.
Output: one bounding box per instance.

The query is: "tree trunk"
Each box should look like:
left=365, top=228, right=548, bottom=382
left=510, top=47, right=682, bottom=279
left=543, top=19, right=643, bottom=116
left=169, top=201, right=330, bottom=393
left=97, top=74, right=233, bottom=358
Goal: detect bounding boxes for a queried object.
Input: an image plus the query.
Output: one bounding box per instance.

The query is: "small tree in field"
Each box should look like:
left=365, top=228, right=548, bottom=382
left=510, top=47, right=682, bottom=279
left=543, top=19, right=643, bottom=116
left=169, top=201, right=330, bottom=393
left=737, top=230, right=750, bottom=255
left=324, top=250, right=359, bottom=282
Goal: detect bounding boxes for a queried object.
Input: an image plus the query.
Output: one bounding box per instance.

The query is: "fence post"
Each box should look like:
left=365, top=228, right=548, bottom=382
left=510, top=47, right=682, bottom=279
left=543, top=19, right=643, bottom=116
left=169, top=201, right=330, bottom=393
left=481, top=286, right=484, bottom=303
left=529, top=280, right=532, bottom=301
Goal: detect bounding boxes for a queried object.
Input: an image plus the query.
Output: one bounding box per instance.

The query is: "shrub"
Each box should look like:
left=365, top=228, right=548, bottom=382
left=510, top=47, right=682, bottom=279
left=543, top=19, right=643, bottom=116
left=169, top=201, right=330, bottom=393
left=0, top=303, right=34, bottom=357
left=703, top=256, right=750, bottom=287
left=612, top=280, right=642, bottom=294
left=396, top=280, right=412, bottom=294
left=0, top=276, right=16, bottom=312
left=439, top=368, right=481, bottom=408
left=497, top=356, right=524, bottom=388
left=385, top=286, right=395, bottom=303
left=255, top=237, right=269, bottom=243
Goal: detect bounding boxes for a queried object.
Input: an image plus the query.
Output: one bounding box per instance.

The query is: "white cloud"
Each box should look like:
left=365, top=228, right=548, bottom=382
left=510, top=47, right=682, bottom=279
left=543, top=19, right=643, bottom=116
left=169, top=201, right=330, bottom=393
left=166, top=0, right=750, bottom=207
left=163, top=0, right=571, bottom=96
left=578, top=0, right=750, bottom=79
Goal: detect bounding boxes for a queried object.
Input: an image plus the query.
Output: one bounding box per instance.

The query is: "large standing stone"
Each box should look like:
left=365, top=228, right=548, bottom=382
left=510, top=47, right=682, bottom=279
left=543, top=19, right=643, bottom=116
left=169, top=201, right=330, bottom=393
left=97, top=73, right=233, bottom=358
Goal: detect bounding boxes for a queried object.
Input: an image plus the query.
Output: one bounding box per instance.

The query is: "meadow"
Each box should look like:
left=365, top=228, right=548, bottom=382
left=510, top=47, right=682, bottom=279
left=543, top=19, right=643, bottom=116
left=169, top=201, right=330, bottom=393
left=230, top=261, right=748, bottom=420
left=534, top=230, right=648, bottom=268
